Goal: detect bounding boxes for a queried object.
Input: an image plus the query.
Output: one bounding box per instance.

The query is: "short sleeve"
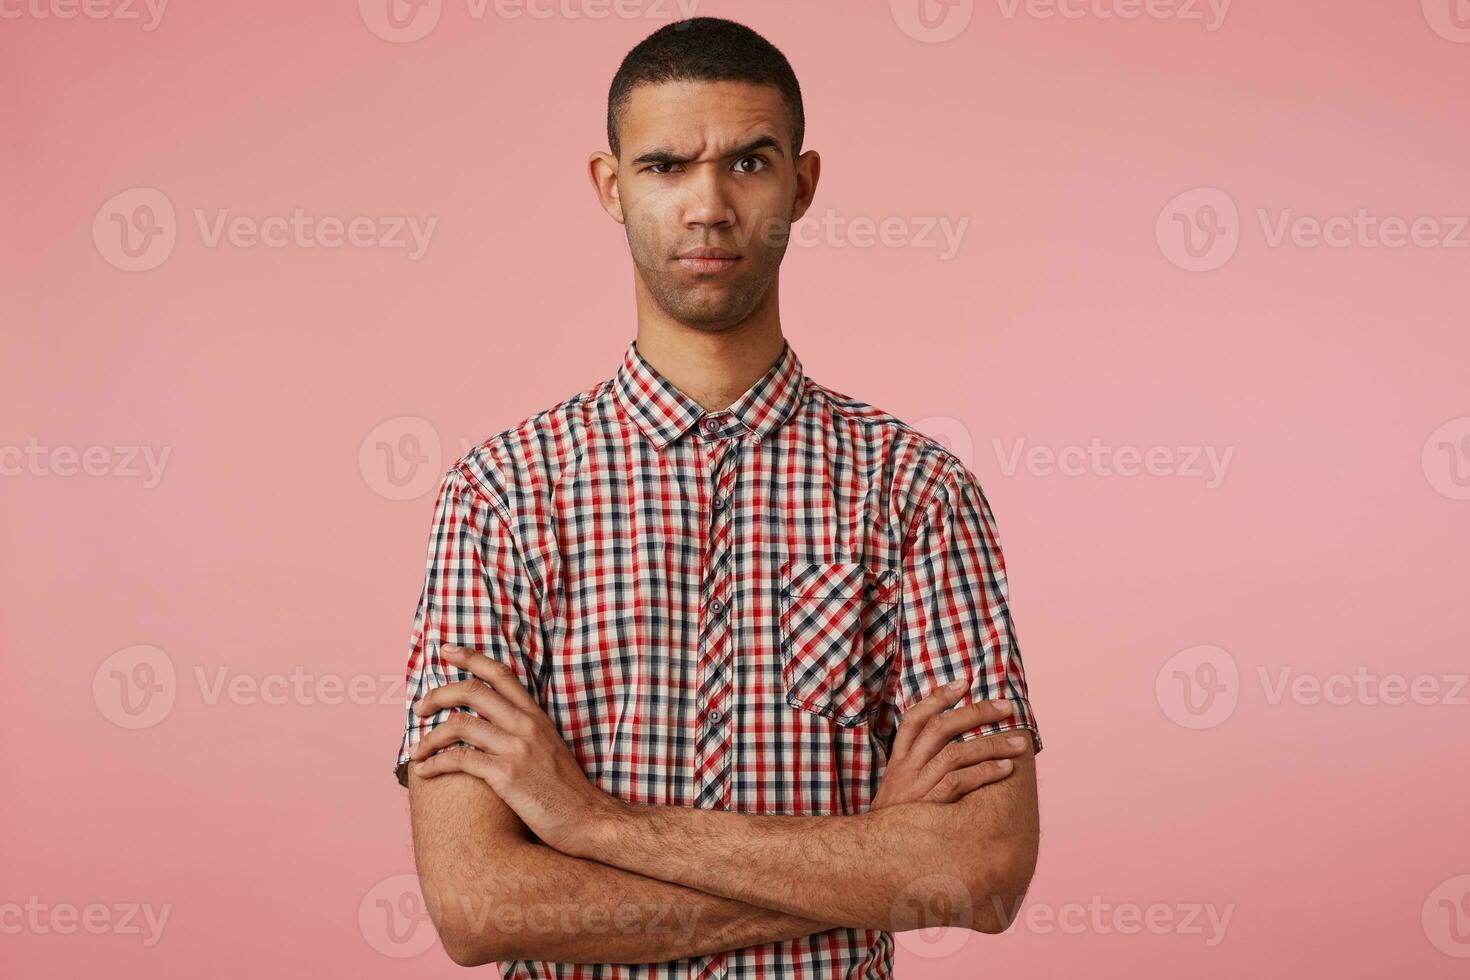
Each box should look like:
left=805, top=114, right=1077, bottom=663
left=888, top=462, right=1042, bottom=754
left=393, top=466, right=545, bottom=788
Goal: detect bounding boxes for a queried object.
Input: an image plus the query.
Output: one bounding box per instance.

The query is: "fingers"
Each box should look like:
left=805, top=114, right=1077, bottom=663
left=891, top=678, right=967, bottom=759
left=442, top=644, right=539, bottom=711
left=410, top=710, right=513, bottom=760
left=900, top=730, right=1026, bottom=801
left=411, top=742, right=497, bottom=782
left=909, top=698, right=1014, bottom=766
left=923, top=758, right=1016, bottom=803
left=914, top=731, right=1028, bottom=788
left=413, top=675, right=525, bottom=734
left=414, top=644, right=532, bottom=730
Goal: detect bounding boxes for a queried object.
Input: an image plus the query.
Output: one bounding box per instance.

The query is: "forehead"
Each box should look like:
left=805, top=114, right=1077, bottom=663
left=620, top=79, right=791, bottom=154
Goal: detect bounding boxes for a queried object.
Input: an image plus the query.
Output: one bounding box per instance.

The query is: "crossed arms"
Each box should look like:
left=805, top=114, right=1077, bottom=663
left=401, top=463, right=1040, bottom=966
left=405, top=646, right=1039, bottom=967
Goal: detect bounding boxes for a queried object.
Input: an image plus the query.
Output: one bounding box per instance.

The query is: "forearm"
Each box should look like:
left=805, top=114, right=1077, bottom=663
left=430, top=836, right=838, bottom=966
left=578, top=799, right=1011, bottom=932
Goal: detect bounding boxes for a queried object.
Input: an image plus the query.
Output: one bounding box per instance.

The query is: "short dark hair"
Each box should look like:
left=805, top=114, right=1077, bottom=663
left=606, top=17, right=805, bottom=161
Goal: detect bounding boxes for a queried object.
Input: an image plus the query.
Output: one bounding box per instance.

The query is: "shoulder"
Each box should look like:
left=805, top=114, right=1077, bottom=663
left=446, top=376, right=611, bottom=515
left=804, top=377, right=980, bottom=524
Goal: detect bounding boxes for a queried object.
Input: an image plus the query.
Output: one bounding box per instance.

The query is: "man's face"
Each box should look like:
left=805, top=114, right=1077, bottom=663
left=608, top=79, right=814, bottom=330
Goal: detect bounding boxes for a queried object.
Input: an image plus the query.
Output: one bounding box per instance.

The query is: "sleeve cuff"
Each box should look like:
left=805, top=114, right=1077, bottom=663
left=952, top=697, right=1043, bottom=754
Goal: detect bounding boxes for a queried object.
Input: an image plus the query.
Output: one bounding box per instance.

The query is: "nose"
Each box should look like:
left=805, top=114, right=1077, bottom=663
left=682, top=163, right=736, bottom=230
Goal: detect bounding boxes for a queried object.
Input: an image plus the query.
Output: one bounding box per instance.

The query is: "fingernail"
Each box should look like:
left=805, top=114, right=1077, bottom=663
left=997, top=758, right=1013, bottom=770
left=948, top=678, right=966, bottom=692
left=995, top=699, right=1013, bottom=714
left=1007, top=735, right=1025, bottom=747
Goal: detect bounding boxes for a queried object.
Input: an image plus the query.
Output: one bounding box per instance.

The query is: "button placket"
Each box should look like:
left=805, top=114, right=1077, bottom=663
left=692, top=424, right=741, bottom=809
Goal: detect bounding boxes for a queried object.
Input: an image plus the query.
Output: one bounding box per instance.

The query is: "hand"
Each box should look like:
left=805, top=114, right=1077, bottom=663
left=408, top=644, right=622, bottom=857
left=872, top=679, right=1029, bottom=810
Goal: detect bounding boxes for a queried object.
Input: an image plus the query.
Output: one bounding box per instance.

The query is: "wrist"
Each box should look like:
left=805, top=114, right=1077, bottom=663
left=575, top=791, right=635, bottom=860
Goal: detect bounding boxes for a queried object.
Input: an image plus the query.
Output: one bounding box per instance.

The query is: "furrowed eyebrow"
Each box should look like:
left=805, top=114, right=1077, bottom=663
left=631, top=135, right=785, bottom=167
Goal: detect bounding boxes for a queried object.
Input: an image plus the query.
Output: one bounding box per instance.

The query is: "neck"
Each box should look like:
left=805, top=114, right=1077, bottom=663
left=632, top=291, right=786, bottom=414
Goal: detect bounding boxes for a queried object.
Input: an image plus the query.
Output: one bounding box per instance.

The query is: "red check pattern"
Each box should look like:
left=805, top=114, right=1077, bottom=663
left=395, top=338, right=1041, bottom=979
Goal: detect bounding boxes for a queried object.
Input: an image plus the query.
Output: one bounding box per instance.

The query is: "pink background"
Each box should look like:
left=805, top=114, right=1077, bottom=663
left=3, top=0, right=1468, bottom=976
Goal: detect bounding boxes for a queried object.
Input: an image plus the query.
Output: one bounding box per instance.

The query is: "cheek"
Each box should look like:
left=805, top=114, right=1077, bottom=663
left=742, top=202, right=794, bottom=252
left=622, top=197, right=679, bottom=255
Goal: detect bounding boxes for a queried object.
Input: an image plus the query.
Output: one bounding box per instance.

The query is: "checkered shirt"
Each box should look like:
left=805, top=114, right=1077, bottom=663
left=395, top=337, right=1041, bottom=978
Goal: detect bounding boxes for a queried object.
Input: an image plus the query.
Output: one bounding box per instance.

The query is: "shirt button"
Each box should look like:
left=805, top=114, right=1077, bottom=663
left=703, top=417, right=719, bottom=433
left=709, top=599, right=725, bottom=616
left=709, top=709, right=724, bottom=724
left=713, top=495, right=728, bottom=510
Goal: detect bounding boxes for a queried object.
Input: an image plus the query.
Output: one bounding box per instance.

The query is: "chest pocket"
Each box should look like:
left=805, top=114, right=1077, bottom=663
left=777, top=558, right=901, bottom=727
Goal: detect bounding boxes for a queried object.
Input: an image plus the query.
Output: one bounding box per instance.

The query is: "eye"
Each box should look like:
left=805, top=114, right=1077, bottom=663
left=648, top=162, right=681, bottom=175
left=733, top=155, right=770, bottom=174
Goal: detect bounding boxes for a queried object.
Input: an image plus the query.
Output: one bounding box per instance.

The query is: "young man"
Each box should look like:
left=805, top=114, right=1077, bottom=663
left=394, top=16, right=1042, bottom=976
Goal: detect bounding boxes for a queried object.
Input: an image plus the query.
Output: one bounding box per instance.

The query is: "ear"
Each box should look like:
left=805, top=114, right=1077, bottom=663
left=790, top=149, right=821, bottom=224
left=588, top=150, right=625, bottom=224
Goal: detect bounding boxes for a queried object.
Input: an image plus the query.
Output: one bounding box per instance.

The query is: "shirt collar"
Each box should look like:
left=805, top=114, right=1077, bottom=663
left=613, top=337, right=806, bottom=451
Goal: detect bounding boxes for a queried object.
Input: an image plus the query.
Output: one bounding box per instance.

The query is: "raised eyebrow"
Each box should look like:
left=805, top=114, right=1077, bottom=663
left=631, top=134, right=785, bottom=167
